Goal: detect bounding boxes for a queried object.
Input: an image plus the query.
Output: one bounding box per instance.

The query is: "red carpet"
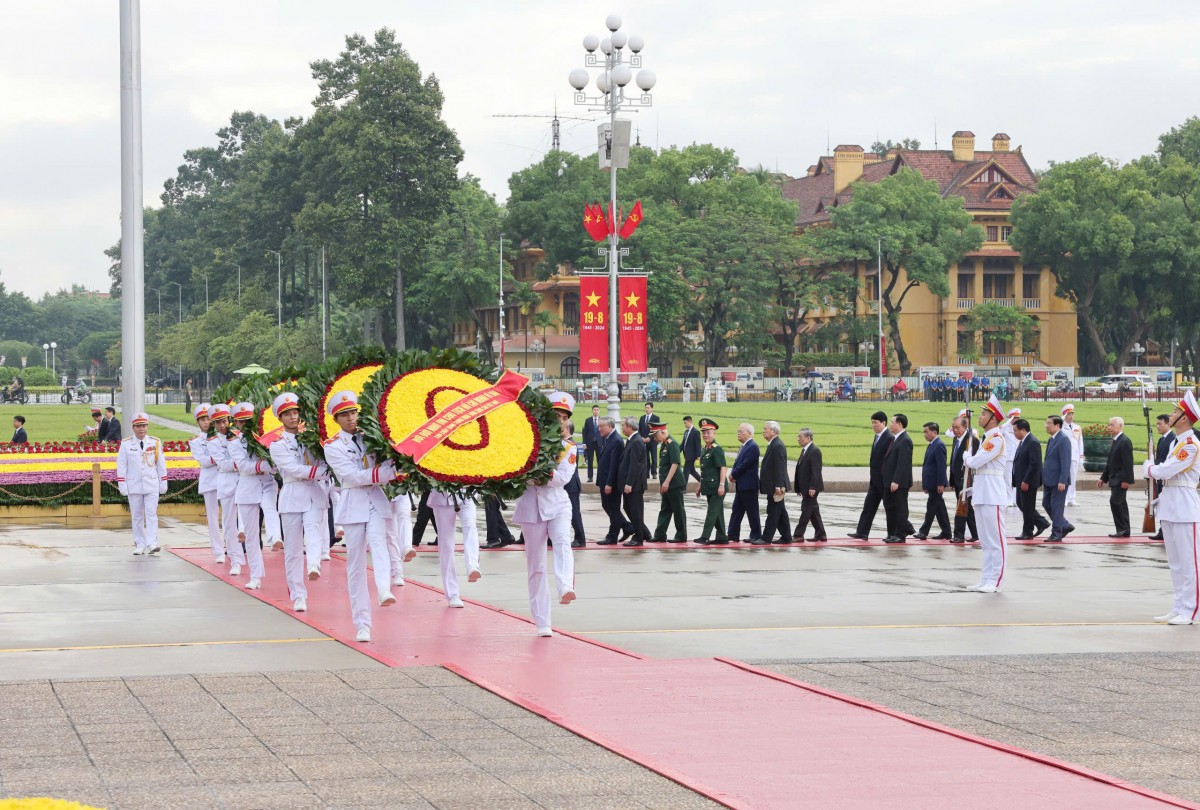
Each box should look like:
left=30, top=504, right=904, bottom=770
left=172, top=547, right=1195, bottom=810
left=408, top=535, right=1165, bottom=551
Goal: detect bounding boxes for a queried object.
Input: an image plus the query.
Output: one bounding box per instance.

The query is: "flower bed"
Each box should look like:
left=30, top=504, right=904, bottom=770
left=0, top=441, right=200, bottom=506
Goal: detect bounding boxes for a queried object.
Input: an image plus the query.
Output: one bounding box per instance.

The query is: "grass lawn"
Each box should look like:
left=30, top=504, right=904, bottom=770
left=612, top=400, right=1165, bottom=466
left=0, top=405, right=193, bottom=443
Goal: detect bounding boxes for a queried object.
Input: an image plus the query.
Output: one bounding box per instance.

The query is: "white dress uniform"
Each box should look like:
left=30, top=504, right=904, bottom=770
left=386, top=492, right=416, bottom=587
left=513, top=432, right=578, bottom=635
left=269, top=393, right=330, bottom=610
left=428, top=490, right=480, bottom=606
left=189, top=403, right=223, bottom=562
left=116, top=415, right=168, bottom=554
left=1145, top=403, right=1200, bottom=624
left=230, top=403, right=273, bottom=588
left=963, top=397, right=1010, bottom=591
left=323, top=391, right=396, bottom=640
left=1063, top=410, right=1084, bottom=506
left=209, top=410, right=244, bottom=573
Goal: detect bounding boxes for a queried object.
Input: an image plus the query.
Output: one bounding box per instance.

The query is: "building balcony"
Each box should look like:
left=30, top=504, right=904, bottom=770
left=1023, top=298, right=1041, bottom=309
left=956, top=353, right=1039, bottom=367
left=956, top=299, right=976, bottom=310
left=984, top=298, right=1016, bottom=307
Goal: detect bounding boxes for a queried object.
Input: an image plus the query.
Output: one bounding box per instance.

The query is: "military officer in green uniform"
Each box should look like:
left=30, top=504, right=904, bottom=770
left=650, top=415, right=688, bottom=543
left=695, top=418, right=728, bottom=544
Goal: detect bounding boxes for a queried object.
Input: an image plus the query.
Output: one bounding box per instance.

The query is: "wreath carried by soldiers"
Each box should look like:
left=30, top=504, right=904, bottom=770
left=213, top=347, right=561, bottom=500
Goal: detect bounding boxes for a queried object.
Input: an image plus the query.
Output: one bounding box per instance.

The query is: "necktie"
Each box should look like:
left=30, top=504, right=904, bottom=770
left=353, top=433, right=363, bottom=452
left=139, top=440, right=144, bottom=450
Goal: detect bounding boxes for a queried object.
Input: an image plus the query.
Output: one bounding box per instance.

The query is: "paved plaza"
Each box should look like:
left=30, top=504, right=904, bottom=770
left=1, top=484, right=1197, bottom=808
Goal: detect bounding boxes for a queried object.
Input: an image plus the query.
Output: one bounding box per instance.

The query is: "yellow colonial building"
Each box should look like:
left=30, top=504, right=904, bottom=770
left=781, top=130, right=1078, bottom=371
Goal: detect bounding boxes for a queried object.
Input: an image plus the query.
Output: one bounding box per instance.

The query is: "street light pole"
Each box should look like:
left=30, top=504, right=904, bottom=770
left=569, top=13, right=656, bottom=423
left=498, top=235, right=506, bottom=368
left=41, top=343, right=48, bottom=368
left=167, top=281, right=181, bottom=323
left=203, top=273, right=209, bottom=313
left=51, top=342, right=57, bottom=376
left=877, top=237, right=884, bottom=397
left=266, top=249, right=282, bottom=336
left=320, top=246, right=327, bottom=360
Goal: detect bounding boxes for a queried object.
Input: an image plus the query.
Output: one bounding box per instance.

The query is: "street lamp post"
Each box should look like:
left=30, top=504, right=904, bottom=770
left=147, top=286, right=161, bottom=318
left=50, top=342, right=57, bottom=376
left=41, top=343, right=48, bottom=368
left=266, top=249, right=282, bottom=336
left=202, top=272, right=209, bottom=313
left=569, top=13, right=655, bottom=422
left=1132, top=342, right=1146, bottom=368
left=876, top=238, right=884, bottom=397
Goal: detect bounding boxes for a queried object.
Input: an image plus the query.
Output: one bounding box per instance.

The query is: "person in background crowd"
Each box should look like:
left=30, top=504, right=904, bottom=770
left=482, top=495, right=515, bottom=549
left=428, top=486, right=481, bottom=607
left=1150, top=413, right=1173, bottom=540
left=727, top=423, right=762, bottom=543
left=618, top=416, right=650, bottom=546
left=10, top=415, right=27, bottom=444
left=189, top=403, right=223, bottom=563
left=581, top=405, right=601, bottom=483
left=1061, top=404, right=1083, bottom=506
left=1042, top=415, right=1073, bottom=542
left=915, top=421, right=951, bottom=540
left=117, top=412, right=167, bottom=556
left=849, top=412, right=893, bottom=541
left=1011, top=418, right=1050, bottom=540
left=1099, top=416, right=1135, bottom=538
left=638, top=402, right=657, bottom=477
left=792, top=428, right=826, bottom=542
left=949, top=415, right=978, bottom=543
left=595, top=417, right=633, bottom=545
left=757, top=420, right=790, bottom=545
left=101, top=406, right=121, bottom=442
left=565, top=419, right=587, bottom=549
left=694, top=418, right=728, bottom=544
left=680, top=415, right=702, bottom=486
left=882, top=414, right=914, bottom=543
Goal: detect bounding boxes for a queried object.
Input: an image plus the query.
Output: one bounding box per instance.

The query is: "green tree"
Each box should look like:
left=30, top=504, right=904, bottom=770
left=870, top=137, right=921, bottom=154
left=800, top=168, right=984, bottom=374
left=959, top=302, right=1037, bottom=360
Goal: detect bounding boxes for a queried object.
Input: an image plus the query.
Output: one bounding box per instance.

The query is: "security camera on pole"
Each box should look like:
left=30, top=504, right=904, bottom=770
left=569, top=14, right=656, bottom=423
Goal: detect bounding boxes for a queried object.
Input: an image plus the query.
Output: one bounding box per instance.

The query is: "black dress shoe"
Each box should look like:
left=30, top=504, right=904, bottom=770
left=933, top=534, right=952, bottom=540
left=812, top=536, right=828, bottom=542
left=1044, top=535, right=1063, bottom=542
left=710, top=539, right=729, bottom=544
left=749, top=538, right=771, bottom=545
left=596, top=538, right=618, bottom=546
left=668, top=538, right=687, bottom=543
left=950, top=537, right=965, bottom=544
left=1015, top=533, right=1033, bottom=540
left=572, top=540, right=586, bottom=548
left=1032, top=524, right=1048, bottom=538
left=1108, top=532, right=1131, bottom=538
left=1063, top=524, right=1076, bottom=536
left=694, top=538, right=709, bottom=545
left=482, top=540, right=503, bottom=549
left=646, top=537, right=666, bottom=543
left=622, top=538, right=643, bottom=547
left=913, top=532, right=929, bottom=540
left=771, top=538, right=793, bottom=544
left=847, top=532, right=867, bottom=540
left=1151, top=532, right=1164, bottom=541
left=883, top=535, right=906, bottom=543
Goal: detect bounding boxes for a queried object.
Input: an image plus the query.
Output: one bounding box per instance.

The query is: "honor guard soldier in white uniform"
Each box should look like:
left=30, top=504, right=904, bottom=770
left=269, top=392, right=331, bottom=613
left=963, top=395, right=1010, bottom=592
left=429, top=489, right=481, bottom=609
left=1143, top=390, right=1200, bottom=625
left=209, top=404, right=244, bottom=573
left=385, top=489, right=417, bottom=590
left=323, top=391, right=397, bottom=643
left=230, top=402, right=273, bottom=590
left=117, top=412, right=168, bottom=555
left=1004, top=407, right=1021, bottom=507
left=189, top=403, right=224, bottom=563
left=1061, top=404, right=1084, bottom=506
left=513, top=391, right=578, bottom=637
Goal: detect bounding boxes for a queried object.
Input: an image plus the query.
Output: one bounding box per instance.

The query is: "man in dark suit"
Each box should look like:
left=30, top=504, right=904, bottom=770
left=482, top=495, right=516, bottom=548
left=10, top=415, right=27, bottom=444
left=596, top=417, right=634, bottom=544
left=792, top=427, right=826, bottom=541
left=1098, top=416, right=1135, bottom=537
left=949, top=415, right=978, bottom=543
left=1150, top=414, right=1172, bottom=540
left=638, top=402, right=657, bottom=477
left=618, top=416, right=651, bottom=546
left=581, top=405, right=601, bottom=483
left=565, top=422, right=587, bottom=548
left=881, top=413, right=914, bottom=543
left=101, top=406, right=122, bottom=442
left=679, top=416, right=702, bottom=486
left=849, top=411, right=893, bottom=540
left=1011, top=418, right=1050, bottom=539
left=726, top=423, right=762, bottom=543
left=1042, top=415, right=1073, bottom=541
left=915, top=421, right=952, bottom=540
left=757, top=420, right=791, bottom=544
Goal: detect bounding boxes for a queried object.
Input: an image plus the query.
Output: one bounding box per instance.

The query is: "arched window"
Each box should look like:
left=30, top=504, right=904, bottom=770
left=560, top=356, right=580, bottom=378
left=650, top=356, right=672, bottom=377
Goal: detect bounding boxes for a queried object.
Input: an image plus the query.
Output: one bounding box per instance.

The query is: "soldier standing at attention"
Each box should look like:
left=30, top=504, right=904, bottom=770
left=117, top=412, right=168, bottom=555
left=650, top=415, right=687, bottom=543
left=230, top=402, right=272, bottom=590
left=694, top=418, right=728, bottom=544
left=189, top=403, right=224, bottom=563
left=209, top=404, right=242, bottom=572
left=962, top=395, right=1011, bottom=593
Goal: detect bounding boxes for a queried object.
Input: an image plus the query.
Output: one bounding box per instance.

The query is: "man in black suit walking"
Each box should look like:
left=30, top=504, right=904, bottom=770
left=1098, top=416, right=1135, bottom=537
left=727, top=423, right=762, bottom=543
left=101, top=406, right=122, bottom=442
left=1042, top=415, right=1073, bottom=541
left=1011, top=418, right=1050, bottom=539
left=679, top=416, right=702, bottom=486
left=849, top=411, right=893, bottom=540
left=596, top=417, right=634, bottom=544
left=618, top=416, right=651, bottom=546
left=949, top=415, right=978, bottom=543
left=882, top=413, right=914, bottom=543
left=791, top=427, right=826, bottom=541
left=915, top=421, right=951, bottom=540
left=637, top=403, right=657, bottom=477
left=581, top=405, right=601, bottom=483
left=757, top=420, right=791, bottom=544
left=1150, top=414, right=1172, bottom=539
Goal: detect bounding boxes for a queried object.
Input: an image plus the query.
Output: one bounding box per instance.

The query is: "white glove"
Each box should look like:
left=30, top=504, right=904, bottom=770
left=1141, top=459, right=1154, bottom=479
left=961, top=487, right=973, bottom=500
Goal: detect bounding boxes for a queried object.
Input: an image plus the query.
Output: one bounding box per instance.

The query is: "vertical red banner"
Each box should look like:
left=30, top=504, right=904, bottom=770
left=618, top=275, right=648, bottom=373
left=578, top=276, right=609, bottom=373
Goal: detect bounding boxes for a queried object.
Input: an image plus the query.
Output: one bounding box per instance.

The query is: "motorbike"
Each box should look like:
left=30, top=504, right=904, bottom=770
left=62, top=387, right=92, bottom=404
left=643, top=386, right=666, bottom=403
left=0, top=388, right=28, bottom=405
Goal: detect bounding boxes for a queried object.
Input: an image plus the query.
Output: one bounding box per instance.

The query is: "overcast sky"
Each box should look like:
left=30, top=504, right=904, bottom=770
left=1, top=0, right=1196, bottom=301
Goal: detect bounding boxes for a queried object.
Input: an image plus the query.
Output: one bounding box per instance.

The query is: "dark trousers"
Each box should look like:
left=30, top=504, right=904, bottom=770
left=484, top=497, right=514, bottom=544
left=855, top=488, right=884, bottom=536
left=584, top=446, right=597, bottom=481
left=952, top=490, right=978, bottom=540
left=1110, top=485, right=1130, bottom=534
left=919, top=490, right=951, bottom=537
left=412, top=491, right=434, bottom=544
left=645, top=440, right=657, bottom=475
left=762, top=496, right=791, bottom=541
left=568, top=487, right=586, bottom=542
left=683, top=458, right=701, bottom=485
left=622, top=489, right=650, bottom=540
left=1042, top=485, right=1068, bottom=535
left=882, top=487, right=912, bottom=538
left=1016, top=486, right=1048, bottom=534
left=700, top=492, right=727, bottom=540
left=653, top=488, right=687, bottom=540
left=793, top=492, right=826, bottom=539
left=602, top=489, right=633, bottom=539
left=728, top=489, right=762, bottom=540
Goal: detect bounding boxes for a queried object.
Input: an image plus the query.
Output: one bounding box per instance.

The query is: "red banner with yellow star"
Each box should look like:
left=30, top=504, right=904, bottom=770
left=578, top=275, right=609, bottom=373
left=618, top=276, right=648, bottom=373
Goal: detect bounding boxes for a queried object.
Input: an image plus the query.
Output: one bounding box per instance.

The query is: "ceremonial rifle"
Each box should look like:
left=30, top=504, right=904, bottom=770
left=956, top=381, right=972, bottom=518
left=1141, top=383, right=1156, bottom=534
